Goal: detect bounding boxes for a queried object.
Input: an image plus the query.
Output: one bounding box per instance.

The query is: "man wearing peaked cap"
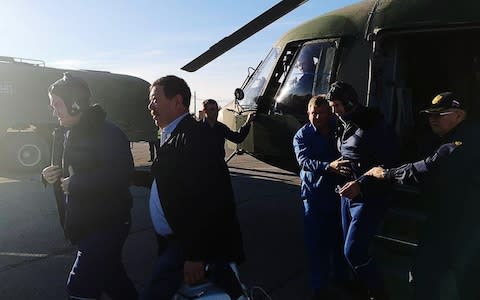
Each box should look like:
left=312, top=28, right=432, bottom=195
left=420, top=92, right=467, bottom=138
left=421, top=91, right=463, bottom=113
left=344, top=91, right=480, bottom=299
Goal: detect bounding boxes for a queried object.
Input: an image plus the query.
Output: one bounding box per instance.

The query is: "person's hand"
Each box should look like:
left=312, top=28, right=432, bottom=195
left=328, top=157, right=351, bottom=176
left=60, top=177, right=70, bottom=195
left=365, top=166, right=386, bottom=179
left=338, top=181, right=361, bottom=199
left=42, top=165, right=62, bottom=184
left=184, top=261, right=205, bottom=285
left=246, top=112, right=256, bottom=124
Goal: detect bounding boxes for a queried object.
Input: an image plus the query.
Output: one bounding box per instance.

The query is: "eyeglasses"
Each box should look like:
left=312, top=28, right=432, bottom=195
left=427, top=111, right=455, bottom=118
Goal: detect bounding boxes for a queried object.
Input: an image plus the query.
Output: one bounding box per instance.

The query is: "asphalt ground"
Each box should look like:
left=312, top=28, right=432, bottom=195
left=0, top=142, right=412, bottom=299
left=0, top=142, right=311, bottom=300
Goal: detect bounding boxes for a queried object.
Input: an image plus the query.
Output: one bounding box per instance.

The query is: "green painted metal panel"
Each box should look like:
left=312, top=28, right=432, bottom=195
left=0, top=60, right=156, bottom=141
left=275, top=0, right=480, bottom=49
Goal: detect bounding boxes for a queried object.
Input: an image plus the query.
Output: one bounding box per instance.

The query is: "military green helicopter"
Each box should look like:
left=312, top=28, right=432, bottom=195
left=183, top=0, right=480, bottom=291
left=0, top=56, right=157, bottom=171
left=184, top=0, right=479, bottom=171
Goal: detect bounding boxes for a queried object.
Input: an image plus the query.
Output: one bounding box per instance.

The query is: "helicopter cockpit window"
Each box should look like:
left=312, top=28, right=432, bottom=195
left=241, top=47, right=280, bottom=108
left=274, top=41, right=337, bottom=118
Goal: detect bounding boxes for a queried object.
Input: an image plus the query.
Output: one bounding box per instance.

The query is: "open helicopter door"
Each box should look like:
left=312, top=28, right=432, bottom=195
left=365, top=31, right=423, bottom=255
left=367, top=24, right=480, bottom=254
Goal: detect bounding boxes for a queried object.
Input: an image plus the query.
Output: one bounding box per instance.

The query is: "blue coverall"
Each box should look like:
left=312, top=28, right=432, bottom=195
left=336, top=107, right=396, bottom=293
left=293, top=123, right=348, bottom=291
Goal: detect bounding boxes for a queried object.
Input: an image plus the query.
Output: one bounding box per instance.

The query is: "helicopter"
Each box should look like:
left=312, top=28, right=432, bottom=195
left=182, top=0, right=480, bottom=288
left=184, top=0, right=480, bottom=172
left=0, top=56, right=157, bottom=171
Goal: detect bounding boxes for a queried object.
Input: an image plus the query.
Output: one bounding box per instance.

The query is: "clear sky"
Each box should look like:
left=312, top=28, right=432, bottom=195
left=1, top=0, right=357, bottom=109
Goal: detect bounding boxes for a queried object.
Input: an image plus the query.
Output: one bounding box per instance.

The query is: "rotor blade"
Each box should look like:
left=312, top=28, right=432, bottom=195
left=181, top=0, right=309, bottom=72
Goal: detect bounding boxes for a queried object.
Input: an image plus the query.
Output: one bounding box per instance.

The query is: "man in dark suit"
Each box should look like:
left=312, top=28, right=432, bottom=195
left=135, top=75, right=245, bottom=300
left=201, top=98, right=254, bottom=159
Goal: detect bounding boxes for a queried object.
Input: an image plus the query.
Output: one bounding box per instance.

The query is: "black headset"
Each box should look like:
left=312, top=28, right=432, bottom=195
left=327, top=81, right=358, bottom=111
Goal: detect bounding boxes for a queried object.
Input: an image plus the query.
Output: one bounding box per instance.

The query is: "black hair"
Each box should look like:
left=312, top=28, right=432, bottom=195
left=48, top=72, right=91, bottom=116
left=326, top=81, right=358, bottom=111
left=202, top=99, right=218, bottom=109
left=151, top=75, right=191, bottom=108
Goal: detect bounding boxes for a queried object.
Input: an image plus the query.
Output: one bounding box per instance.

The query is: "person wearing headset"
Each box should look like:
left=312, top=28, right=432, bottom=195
left=42, top=73, right=137, bottom=300
left=326, top=81, right=397, bottom=300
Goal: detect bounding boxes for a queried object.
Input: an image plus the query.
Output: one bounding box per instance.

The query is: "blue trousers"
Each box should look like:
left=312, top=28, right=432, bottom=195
left=67, top=222, right=138, bottom=300
left=303, top=200, right=348, bottom=291
left=341, top=197, right=386, bottom=291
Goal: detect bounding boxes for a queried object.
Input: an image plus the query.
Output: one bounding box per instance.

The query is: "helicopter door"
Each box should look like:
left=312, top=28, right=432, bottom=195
left=274, top=39, right=339, bottom=120
left=369, top=27, right=480, bottom=250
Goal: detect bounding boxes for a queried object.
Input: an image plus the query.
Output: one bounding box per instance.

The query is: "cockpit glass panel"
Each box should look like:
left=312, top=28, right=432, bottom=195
left=241, top=47, right=280, bottom=108
left=274, top=40, right=337, bottom=118
left=313, top=46, right=336, bottom=95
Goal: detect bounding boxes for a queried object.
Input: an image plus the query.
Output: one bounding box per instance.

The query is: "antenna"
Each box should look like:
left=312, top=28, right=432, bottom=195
left=194, top=91, right=197, bottom=118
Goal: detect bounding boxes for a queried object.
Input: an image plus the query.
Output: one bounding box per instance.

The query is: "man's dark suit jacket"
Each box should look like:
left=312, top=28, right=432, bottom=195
left=135, top=114, right=244, bottom=263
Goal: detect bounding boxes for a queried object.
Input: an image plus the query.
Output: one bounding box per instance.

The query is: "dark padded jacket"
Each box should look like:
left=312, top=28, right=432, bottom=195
left=50, top=105, right=133, bottom=243
left=336, top=106, right=397, bottom=201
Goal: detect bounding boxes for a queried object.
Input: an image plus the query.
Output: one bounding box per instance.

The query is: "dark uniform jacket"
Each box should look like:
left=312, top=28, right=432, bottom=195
left=383, top=121, right=480, bottom=298
left=134, top=115, right=245, bottom=263
left=201, top=119, right=250, bottom=159
left=50, top=105, right=134, bottom=243
left=384, top=121, right=480, bottom=248
left=337, top=106, right=397, bottom=201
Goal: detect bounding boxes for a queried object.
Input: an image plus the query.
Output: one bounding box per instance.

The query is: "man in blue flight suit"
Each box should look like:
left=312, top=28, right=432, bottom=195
left=293, top=95, right=350, bottom=300
left=327, top=81, right=397, bottom=300
left=345, top=92, right=480, bottom=300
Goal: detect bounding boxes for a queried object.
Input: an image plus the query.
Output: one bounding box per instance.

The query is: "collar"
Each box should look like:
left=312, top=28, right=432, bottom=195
left=162, top=113, right=188, bottom=137
left=308, top=121, right=335, bottom=137
left=441, top=120, right=466, bottom=142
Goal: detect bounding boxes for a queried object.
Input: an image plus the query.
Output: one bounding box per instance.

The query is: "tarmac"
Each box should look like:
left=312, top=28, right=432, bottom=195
left=0, top=142, right=413, bottom=299
left=0, top=142, right=310, bottom=300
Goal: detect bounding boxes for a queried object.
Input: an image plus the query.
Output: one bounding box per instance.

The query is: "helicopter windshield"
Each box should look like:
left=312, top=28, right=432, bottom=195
left=241, top=47, right=280, bottom=108
left=274, top=40, right=337, bottom=118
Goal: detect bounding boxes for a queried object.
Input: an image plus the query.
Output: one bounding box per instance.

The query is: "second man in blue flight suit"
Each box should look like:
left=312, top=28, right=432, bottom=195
left=327, top=81, right=397, bottom=300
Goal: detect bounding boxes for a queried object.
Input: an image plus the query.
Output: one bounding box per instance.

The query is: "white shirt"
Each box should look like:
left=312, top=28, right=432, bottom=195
left=149, top=113, right=188, bottom=235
